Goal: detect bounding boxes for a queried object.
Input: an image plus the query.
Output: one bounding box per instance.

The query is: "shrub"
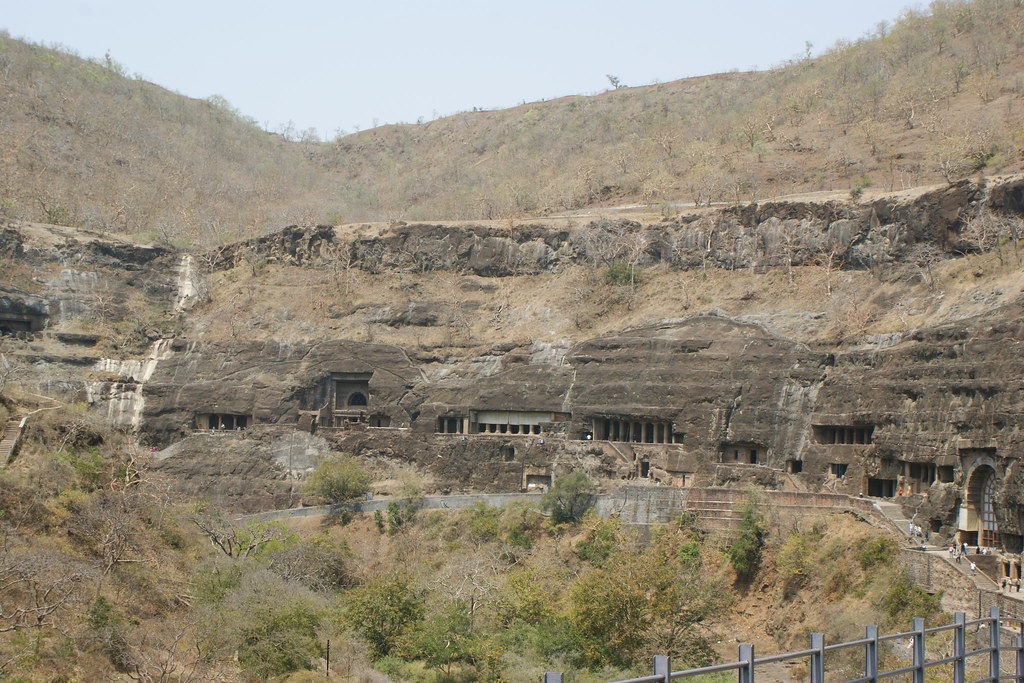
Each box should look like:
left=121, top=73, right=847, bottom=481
left=576, top=518, right=621, bottom=563
left=302, top=453, right=370, bottom=504
left=856, top=536, right=897, bottom=570
left=880, top=576, right=943, bottom=626
left=541, top=472, right=596, bottom=524
left=605, top=260, right=642, bottom=286
left=727, top=499, right=766, bottom=583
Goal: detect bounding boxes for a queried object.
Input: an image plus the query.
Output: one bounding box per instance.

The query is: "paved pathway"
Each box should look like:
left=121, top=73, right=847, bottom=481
left=871, top=497, right=1024, bottom=604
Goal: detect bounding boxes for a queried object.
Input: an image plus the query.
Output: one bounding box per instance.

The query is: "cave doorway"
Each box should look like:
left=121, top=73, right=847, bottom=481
left=967, top=465, right=999, bottom=548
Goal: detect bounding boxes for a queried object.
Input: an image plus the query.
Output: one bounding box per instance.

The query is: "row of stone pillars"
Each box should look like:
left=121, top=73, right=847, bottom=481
left=594, top=419, right=674, bottom=444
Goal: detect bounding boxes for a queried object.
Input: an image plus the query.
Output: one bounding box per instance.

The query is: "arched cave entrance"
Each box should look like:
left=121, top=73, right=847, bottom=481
left=967, top=465, right=1000, bottom=548
left=348, top=392, right=367, bottom=407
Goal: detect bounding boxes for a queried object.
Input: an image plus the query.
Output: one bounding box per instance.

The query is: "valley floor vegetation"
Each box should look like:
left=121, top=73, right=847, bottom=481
left=0, top=401, right=944, bottom=682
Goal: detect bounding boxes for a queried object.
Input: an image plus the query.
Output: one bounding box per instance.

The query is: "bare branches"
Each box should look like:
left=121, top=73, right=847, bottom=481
left=191, top=515, right=293, bottom=559
left=0, top=535, right=84, bottom=634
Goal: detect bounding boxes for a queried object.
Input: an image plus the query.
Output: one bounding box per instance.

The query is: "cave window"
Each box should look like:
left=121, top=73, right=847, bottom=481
left=749, top=449, right=758, bottom=464
left=981, top=471, right=998, bottom=548
left=201, top=413, right=246, bottom=430
left=814, top=425, right=874, bottom=445
left=348, top=392, right=367, bottom=407
left=867, top=478, right=896, bottom=497
left=525, top=474, right=551, bottom=490
left=938, top=466, right=955, bottom=483
left=640, top=460, right=650, bottom=478
left=788, top=459, right=803, bottom=474
left=830, top=463, right=849, bottom=477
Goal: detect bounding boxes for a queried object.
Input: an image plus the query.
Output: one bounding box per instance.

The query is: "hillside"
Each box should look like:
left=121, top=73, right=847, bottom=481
left=3, top=172, right=1024, bottom=677
left=3, top=0, right=1024, bottom=679
left=2, top=0, right=1024, bottom=242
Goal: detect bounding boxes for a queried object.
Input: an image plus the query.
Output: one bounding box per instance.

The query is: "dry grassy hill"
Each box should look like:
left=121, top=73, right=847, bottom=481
left=2, top=0, right=1023, bottom=246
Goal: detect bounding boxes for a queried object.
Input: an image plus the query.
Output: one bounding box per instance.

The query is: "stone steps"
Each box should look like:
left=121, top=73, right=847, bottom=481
left=872, top=500, right=920, bottom=540
left=0, top=418, right=25, bottom=465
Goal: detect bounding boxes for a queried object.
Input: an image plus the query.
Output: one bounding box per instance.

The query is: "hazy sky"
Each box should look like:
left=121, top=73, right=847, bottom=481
left=4, top=0, right=914, bottom=139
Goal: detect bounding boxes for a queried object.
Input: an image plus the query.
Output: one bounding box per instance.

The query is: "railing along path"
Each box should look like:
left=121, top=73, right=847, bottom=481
left=545, top=606, right=1024, bottom=683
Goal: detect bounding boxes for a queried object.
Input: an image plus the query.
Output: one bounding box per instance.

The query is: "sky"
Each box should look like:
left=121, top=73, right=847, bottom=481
left=2, top=0, right=916, bottom=140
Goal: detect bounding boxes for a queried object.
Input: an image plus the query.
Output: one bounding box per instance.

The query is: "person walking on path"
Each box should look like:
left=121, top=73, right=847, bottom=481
left=970, top=561, right=977, bottom=575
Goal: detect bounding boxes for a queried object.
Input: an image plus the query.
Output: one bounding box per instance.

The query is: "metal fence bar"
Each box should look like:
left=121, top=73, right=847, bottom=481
left=810, top=633, right=825, bottom=683
left=912, top=617, right=925, bottom=683
left=1016, top=635, right=1024, bottom=682
left=864, top=624, right=878, bottom=682
left=954, top=612, right=966, bottom=683
left=653, top=655, right=669, bottom=683
left=738, top=643, right=754, bottom=683
left=542, top=610, right=1024, bottom=683
left=992, top=606, right=1002, bottom=682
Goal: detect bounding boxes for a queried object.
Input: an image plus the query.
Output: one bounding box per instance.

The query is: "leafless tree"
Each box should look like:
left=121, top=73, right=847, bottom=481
left=119, top=619, right=225, bottom=683
left=0, top=535, right=84, bottom=637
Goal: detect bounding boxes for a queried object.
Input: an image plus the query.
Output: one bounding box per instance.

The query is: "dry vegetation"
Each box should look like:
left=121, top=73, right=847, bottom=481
left=2, top=0, right=1023, bottom=243
left=3, top=2, right=1023, bottom=679
left=0, top=418, right=942, bottom=682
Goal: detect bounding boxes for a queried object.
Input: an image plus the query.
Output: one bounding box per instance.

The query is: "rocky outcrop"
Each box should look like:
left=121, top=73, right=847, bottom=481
left=205, top=179, right=1016, bottom=279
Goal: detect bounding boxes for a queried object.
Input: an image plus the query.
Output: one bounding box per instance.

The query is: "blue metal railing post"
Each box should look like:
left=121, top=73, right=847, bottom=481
left=1016, top=634, right=1024, bottom=683
left=912, top=617, right=925, bottom=683
left=810, top=633, right=824, bottom=683
left=738, top=643, right=755, bottom=683
left=864, top=624, right=878, bottom=682
left=653, top=655, right=670, bottom=683
left=954, top=612, right=966, bottom=683
left=992, top=605, right=1002, bottom=682
left=543, top=673, right=562, bottom=683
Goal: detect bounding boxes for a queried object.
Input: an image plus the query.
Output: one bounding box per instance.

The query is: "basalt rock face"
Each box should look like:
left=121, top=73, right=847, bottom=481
left=207, top=180, right=1002, bottom=279
left=141, top=338, right=422, bottom=438
left=6, top=179, right=1024, bottom=534
left=132, top=303, right=1024, bottom=522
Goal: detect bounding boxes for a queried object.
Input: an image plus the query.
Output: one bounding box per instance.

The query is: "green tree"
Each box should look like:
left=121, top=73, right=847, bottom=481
left=401, top=599, right=478, bottom=676
left=302, top=453, right=371, bottom=504
left=198, top=570, right=324, bottom=682
left=541, top=472, right=596, bottom=524
left=570, top=532, right=725, bottom=669
left=236, top=598, right=323, bottom=681
left=495, top=568, right=554, bottom=627
left=726, top=497, right=766, bottom=584
left=340, top=573, right=425, bottom=659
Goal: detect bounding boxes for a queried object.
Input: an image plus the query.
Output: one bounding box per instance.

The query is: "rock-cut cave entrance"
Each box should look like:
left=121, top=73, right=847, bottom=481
left=966, top=465, right=1000, bottom=548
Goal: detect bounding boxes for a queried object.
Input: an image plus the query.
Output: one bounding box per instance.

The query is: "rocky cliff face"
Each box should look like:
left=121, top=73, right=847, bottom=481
left=4, top=179, right=1024, bottom=543
left=208, top=180, right=1008, bottom=277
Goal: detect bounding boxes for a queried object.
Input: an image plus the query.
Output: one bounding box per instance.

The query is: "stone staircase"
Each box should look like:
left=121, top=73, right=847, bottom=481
left=872, top=499, right=928, bottom=544
left=685, top=489, right=746, bottom=532
left=0, top=417, right=26, bottom=465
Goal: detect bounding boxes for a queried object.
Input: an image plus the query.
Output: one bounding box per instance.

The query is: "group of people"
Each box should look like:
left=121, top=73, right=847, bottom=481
left=945, top=542, right=1024, bottom=592
left=948, top=541, right=986, bottom=563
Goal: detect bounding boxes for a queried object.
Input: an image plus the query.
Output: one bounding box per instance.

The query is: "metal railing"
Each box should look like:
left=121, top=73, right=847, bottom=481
left=544, top=606, right=1024, bottom=682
